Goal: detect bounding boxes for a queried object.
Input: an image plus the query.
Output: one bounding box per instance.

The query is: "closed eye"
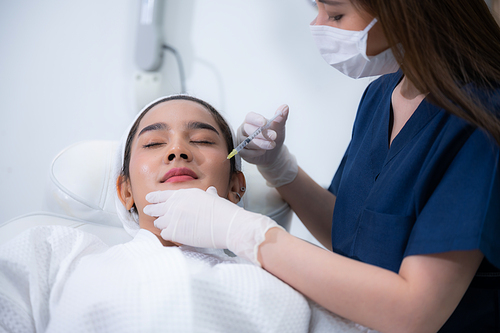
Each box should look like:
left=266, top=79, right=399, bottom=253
left=191, top=140, right=215, bottom=145
left=143, top=142, right=165, bottom=148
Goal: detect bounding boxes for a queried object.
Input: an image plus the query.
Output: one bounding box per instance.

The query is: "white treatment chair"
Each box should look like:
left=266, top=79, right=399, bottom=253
left=0, top=140, right=292, bottom=247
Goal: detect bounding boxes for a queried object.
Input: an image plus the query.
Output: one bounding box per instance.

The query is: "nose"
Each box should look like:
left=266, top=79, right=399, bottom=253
left=312, top=2, right=327, bottom=26
left=164, top=143, right=192, bottom=163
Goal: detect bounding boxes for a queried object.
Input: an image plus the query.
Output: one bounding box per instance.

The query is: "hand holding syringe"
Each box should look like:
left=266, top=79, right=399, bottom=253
left=227, top=109, right=285, bottom=160
left=231, top=104, right=296, bottom=188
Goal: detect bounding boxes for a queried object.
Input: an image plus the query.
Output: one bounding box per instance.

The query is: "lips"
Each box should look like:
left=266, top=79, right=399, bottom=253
left=161, top=167, right=198, bottom=183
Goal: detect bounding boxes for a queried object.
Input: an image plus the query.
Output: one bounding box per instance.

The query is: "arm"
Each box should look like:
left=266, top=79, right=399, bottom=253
left=258, top=228, right=483, bottom=333
left=236, top=108, right=335, bottom=248
left=276, top=167, right=335, bottom=250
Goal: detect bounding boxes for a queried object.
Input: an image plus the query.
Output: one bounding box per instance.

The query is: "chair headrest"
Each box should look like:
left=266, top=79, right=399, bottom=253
left=44, top=141, right=122, bottom=227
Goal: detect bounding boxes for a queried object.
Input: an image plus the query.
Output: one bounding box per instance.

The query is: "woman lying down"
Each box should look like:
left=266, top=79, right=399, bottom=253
left=0, top=95, right=374, bottom=333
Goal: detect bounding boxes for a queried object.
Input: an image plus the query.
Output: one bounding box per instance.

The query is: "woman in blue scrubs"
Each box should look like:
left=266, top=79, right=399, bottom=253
left=144, top=0, right=500, bottom=331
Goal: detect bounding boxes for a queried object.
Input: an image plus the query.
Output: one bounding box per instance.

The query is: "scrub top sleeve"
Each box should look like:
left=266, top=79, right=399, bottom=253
left=405, top=129, right=500, bottom=269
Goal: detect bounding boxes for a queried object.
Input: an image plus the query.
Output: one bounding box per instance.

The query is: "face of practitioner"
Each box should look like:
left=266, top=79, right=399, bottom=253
left=117, top=99, right=245, bottom=244
left=312, top=0, right=390, bottom=56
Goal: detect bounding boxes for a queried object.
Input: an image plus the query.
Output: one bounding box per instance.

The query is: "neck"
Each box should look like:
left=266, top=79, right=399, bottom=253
left=399, top=76, right=426, bottom=100
left=140, top=221, right=179, bottom=247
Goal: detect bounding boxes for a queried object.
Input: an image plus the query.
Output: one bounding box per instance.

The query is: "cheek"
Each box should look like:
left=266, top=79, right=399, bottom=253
left=205, top=153, right=233, bottom=195
left=130, top=156, right=155, bottom=181
left=129, top=155, right=158, bottom=203
left=208, top=150, right=231, bottom=173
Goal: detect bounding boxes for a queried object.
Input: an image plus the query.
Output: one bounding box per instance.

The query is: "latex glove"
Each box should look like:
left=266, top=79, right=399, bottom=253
left=143, top=186, right=284, bottom=266
left=236, top=105, right=298, bottom=187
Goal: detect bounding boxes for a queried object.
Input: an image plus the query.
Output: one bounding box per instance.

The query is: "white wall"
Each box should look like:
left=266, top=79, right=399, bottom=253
left=0, top=0, right=371, bottom=246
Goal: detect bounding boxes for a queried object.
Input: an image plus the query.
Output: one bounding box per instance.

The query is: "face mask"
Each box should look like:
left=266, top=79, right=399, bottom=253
left=309, top=18, right=400, bottom=79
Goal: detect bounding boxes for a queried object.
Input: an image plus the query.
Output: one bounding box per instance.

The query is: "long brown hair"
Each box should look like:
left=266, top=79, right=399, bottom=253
left=354, top=0, right=500, bottom=145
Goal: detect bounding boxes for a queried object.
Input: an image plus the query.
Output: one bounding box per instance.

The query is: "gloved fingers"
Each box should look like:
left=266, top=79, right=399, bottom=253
left=242, top=123, right=278, bottom=142
left=243, top=105, right=288, bottom=127
left=265, top=105, right=289, bottom=132
left=240, top=105, right=288, bottom=145
left=242, top=122, right=259, bottom=135
left=236, top=122, right=276, bottom=151
left=145, top=190, right=177, bottom=204
left=275, top=104, right=289, bottom=122
left=239, top=123, right=269, bottom=144
left=205, top=186, right=219, bottom=197
left=159, top=225, right=176, bottom=243
left=243, top=112, right=268, bottom=130
left=239, top=111, right=279, bottom=143
left=154, top=215, right=170, bottom=230
left=242, top=106, right=289, bottom=131
left=240, top=123, right=278, bottom=150
left=238, top=147, right=268, bottom=159
left=245, top=137, right=277, bottom=150
left=262, top=128, right=278, bottom=141
left=143, top=202, right=168, bottom=217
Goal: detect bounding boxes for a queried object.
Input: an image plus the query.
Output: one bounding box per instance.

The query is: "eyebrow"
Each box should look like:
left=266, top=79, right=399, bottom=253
left=138, top=122, right=169, bottom=137
left=187, top=121, right=220, bottom=136
left=137, top=121, right=220, bottom=137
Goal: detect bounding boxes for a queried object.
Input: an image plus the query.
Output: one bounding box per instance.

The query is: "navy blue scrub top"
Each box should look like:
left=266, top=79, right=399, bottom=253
left=328, top=71, right=500, bottom=332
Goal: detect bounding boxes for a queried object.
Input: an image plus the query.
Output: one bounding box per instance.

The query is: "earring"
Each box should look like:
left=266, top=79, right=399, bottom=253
left=235, top=192, right=242, bottom=201
left=240, top=187, right=246, bottom=192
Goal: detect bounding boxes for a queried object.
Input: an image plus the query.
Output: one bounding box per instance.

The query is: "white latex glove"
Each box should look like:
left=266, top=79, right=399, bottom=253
left=236, top=105, right=298, bottom=187
left=143, top=186, right=284, bottom=266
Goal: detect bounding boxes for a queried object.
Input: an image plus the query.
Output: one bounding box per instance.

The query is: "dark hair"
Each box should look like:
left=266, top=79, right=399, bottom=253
left=120, top=95, right=237, bottom=185
left=353, top=0, right=500, bottom=145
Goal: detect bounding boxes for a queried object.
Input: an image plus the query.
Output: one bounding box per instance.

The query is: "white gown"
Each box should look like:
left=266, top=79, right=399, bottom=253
left=0, top=225, right=375, bottom=333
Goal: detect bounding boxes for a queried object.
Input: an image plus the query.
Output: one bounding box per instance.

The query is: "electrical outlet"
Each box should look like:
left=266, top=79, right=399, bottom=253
left=134, top=71, right=162, bottom=112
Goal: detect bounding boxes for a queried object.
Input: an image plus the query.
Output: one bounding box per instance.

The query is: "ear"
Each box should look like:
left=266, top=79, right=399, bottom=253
left=227, top=171, right=246, bottom=204
left=116, top=175, right=135, bottom=211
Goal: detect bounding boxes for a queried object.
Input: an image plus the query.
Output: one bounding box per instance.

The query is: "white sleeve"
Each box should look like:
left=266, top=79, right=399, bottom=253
left=0, top=226, right=108, bottom=333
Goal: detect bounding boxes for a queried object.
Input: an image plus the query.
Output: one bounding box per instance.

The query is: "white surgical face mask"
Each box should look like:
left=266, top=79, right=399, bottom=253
left=309, top=18, right=400, bottom=79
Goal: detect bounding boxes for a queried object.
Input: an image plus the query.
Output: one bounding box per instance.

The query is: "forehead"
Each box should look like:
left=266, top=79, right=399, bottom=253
left=138, top=99, right=220, bottom=130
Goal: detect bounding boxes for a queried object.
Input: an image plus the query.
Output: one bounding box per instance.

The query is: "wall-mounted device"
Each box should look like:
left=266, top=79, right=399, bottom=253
left=134, top=0, right=186, bottom=111
left=134, top=0, right=165, bottom=111
left=135, top=0, right=164, bottom=71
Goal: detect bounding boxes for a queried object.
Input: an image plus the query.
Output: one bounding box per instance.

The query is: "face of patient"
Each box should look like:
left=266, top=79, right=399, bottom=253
left=118, top=99, right=245, bottom=245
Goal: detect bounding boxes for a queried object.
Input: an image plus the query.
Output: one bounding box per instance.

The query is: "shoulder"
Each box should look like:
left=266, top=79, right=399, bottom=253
left=0, top=225, right=108, bottom=262
left=21, top=225, right=104, bottom=245
left=462, top=81, right=500, bottom=116
left=0, top=226, right=108, bottom=330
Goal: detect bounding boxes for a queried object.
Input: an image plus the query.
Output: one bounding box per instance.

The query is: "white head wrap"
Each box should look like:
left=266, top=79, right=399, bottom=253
left=113, top=95, right=241, bottom=237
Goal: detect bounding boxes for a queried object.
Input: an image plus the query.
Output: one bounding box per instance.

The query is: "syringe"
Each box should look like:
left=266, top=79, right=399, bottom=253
left=227, top=111, right=283, bottom=160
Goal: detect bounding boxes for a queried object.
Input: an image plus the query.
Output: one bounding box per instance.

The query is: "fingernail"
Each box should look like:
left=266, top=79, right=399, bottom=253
left=268, top=130, right=277, bottom=141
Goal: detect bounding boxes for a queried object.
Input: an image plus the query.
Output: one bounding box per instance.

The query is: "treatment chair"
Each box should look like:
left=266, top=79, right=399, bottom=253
left=0, top=140, right=292, bottom=247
